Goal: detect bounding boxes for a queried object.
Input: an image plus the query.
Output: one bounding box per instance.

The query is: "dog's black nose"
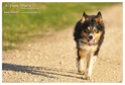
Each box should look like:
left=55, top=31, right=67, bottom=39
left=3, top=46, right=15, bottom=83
left=89, top=35, right=93, bottom=39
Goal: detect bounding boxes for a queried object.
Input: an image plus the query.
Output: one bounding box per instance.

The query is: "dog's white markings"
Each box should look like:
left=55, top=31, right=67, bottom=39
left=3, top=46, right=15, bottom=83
left=78, top=59, right=84, bottom=73
left=78, top=57, right=88, bottom=74
left=87, top=54, right=97, bottom=78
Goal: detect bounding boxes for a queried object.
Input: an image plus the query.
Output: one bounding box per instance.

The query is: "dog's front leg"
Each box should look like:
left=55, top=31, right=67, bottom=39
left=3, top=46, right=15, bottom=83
left=78, top=49, right=87, bottom=75
left=87, top=54, right=97, bottom=80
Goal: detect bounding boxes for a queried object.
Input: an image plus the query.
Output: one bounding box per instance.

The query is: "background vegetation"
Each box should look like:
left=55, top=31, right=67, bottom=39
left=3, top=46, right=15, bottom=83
left=2, top=2, right=118, bottom=50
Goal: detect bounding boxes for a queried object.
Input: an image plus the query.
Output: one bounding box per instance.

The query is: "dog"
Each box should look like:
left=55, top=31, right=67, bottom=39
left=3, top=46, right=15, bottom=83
left=73, top=11, right=105, bottom=80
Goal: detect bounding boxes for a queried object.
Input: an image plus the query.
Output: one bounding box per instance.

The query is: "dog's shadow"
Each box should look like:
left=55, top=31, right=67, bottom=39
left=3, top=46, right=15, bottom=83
left=2, top=63, right=83, bottom=80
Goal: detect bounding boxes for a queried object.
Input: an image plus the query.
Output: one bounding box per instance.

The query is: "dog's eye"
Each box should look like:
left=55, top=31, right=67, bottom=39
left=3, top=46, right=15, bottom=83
left=96, top=30, right=99, bottom=33
left=84, top=29, right=88, bottom=33
left=94, top=30, right=99, bottom=33
left=84, top=30, right=87, bottom=33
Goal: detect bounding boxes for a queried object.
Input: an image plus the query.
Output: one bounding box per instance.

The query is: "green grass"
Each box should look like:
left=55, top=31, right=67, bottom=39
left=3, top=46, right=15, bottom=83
left=2, top=45, right=16, bottom=51
left=2, top=2, right=120, bottom=50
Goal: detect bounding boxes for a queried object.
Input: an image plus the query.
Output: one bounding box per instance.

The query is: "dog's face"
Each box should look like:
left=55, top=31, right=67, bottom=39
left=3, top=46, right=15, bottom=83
left=80, top=12, right=104, bottom=45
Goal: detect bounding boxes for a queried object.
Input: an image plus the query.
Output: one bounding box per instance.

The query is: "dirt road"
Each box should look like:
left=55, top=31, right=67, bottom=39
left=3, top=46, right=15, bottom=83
left=2, top=4, right=123, bottom=82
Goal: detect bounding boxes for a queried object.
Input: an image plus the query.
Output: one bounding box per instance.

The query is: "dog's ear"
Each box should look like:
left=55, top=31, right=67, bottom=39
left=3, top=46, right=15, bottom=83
left=81, top=12, right=89, bottom=23
left=96, top=11, right=102, bottom=18
left=83, top=12, right=88, bottom=18
left=95, top=11, right=104, bottom=25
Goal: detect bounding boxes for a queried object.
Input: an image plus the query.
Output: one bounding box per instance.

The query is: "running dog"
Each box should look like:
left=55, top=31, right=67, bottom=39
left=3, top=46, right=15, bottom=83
left=73, top=11, right=105, bottom=79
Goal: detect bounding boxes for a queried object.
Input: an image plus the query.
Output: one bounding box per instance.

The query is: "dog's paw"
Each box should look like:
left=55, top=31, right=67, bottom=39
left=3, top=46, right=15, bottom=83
left=87, top=76, right=91, bottom=80
left=78, top=70, right=85, bottom=75
left=82, top=76, right=87, bottom=80
left=82, top=75, right=91, bottom=80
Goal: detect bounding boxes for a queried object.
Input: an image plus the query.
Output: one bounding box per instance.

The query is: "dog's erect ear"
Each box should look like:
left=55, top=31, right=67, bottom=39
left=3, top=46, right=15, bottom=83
left=95, top=11, right=103, bottom=21
left=81, top=12, right=89, bottom=23
left=95, top=11, right=104, bottom=25
left=96, top=11, right=102, bottom=18
left=83, top=12, right=88, bottom=18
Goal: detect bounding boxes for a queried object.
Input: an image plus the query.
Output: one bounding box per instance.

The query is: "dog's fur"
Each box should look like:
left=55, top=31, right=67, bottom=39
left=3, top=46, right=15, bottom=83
left=73, top=12, right=105, bottom=79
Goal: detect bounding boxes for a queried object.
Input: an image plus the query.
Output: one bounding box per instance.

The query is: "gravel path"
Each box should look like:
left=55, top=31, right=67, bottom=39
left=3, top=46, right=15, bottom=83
left=2, top=4, right=123, bottom=82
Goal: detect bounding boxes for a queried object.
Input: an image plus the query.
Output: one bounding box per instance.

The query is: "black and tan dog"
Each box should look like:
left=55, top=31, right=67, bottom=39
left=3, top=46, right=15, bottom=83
left=73, top=12, right=105, bottom=79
